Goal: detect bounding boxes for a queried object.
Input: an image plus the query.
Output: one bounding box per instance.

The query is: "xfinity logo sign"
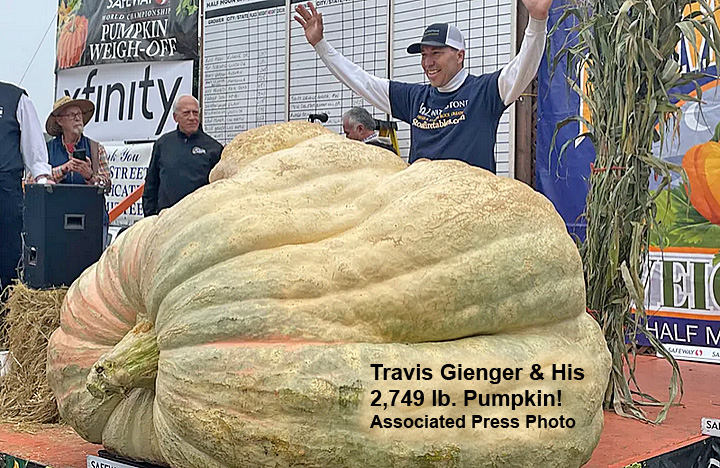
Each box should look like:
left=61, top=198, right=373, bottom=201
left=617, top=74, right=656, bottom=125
left=65, top=66, right=180, bottom=135
left=56, top=60, right=192, bottom=142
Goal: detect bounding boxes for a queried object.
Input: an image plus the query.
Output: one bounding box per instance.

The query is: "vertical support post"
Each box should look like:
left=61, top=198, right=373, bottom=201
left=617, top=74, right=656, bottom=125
left=285, top=0, right=292, bottom=122
left=514, top=0, right=535, bottom=185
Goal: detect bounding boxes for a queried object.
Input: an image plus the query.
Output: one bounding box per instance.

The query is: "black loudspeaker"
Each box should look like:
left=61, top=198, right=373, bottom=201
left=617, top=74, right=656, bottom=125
left=23, top=184, right=104, bottom=289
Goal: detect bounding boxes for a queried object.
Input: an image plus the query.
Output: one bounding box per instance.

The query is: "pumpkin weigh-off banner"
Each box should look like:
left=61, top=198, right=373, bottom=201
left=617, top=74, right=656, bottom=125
left=636, top=80, right=720, bottom=364
left=640, top=248, right=720, bottom=363
left=55, top=0, right=198, bottom=71
left=539, top=0, right=720, bottom=363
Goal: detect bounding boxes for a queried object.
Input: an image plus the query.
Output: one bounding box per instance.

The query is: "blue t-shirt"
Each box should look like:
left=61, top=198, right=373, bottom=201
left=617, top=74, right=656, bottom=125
left=389, top=71, right=507, bottom=173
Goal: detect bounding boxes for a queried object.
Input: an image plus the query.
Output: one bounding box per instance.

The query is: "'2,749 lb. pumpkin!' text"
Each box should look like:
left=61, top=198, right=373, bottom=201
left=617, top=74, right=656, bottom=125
left=367, top=363, right=584, bottom=431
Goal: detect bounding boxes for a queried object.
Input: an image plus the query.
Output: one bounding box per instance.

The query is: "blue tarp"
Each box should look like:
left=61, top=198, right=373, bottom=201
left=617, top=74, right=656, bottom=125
left=536, top=0, right=595, bottom=242
left=536, top=2, right=719, bottom=242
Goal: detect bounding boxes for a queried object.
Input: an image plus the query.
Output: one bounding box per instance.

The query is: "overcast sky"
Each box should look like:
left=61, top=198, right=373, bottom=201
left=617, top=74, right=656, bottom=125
left=0, top=0, right=59, bottom=123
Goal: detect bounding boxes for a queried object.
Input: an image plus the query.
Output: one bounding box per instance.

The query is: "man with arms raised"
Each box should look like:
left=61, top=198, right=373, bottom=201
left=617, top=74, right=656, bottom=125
left=294, top=0, right=551, bottom=173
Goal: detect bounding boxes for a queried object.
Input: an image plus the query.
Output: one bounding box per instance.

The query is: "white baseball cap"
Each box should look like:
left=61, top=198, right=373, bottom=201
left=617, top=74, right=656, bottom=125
left=407, top=23, right=466, bottom=54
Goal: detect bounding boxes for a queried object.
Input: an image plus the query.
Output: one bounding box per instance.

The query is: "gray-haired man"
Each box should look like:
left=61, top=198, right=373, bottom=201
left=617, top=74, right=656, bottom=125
left=342, top=107, right=397, bottom=155
left=143, top=95, right=223, bottom=216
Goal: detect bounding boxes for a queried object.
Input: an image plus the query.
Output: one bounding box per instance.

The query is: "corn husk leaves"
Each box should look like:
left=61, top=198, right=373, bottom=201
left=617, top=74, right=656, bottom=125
left=550, top=0, right=720, bottom=424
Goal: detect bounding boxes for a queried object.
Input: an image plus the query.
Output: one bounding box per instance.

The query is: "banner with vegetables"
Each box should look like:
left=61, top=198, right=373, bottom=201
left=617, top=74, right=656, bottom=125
left=56, top=0, right=198, bottom=71
left=540, top=1, right=720, bottom=363
left=639, top=80, right=720, bottom=363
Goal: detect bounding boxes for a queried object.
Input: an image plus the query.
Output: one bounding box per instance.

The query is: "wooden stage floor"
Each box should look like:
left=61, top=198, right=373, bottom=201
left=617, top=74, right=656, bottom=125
left=586, top=355, right=718, bottom=467
left=0, top=355, right=716, bottom=468
left=0, top=424, right=98, bottom=467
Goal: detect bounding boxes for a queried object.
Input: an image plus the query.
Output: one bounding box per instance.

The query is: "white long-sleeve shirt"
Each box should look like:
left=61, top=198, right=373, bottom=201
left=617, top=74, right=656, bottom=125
left=313, top=17, right=548, bottom=115
left=17, top=94, right=52, bottom=178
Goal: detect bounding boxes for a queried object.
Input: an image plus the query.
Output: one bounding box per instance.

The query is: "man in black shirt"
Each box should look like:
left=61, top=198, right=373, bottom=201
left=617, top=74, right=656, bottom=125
left=143, top=95, right=223, bottom=216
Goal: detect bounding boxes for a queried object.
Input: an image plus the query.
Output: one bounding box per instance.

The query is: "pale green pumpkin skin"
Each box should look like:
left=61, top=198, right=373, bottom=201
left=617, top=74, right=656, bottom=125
left=47, top=122, right=611, bottom=468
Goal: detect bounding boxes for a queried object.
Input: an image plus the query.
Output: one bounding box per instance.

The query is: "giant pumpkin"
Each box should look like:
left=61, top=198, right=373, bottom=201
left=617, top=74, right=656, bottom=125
left=47, top=121, right=611, bottom=468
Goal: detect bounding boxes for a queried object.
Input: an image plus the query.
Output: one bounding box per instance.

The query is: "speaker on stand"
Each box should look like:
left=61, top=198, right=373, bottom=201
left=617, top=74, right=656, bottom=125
left=22, top=184, right=105, bottom=289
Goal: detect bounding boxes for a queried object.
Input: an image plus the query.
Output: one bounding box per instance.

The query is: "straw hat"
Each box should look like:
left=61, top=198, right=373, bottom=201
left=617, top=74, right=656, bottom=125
left=46, top=96, right=94, bottom=136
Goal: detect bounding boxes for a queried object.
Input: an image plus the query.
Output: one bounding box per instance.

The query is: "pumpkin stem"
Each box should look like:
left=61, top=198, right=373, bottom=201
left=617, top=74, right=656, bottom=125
left=712, top=121, right=720, bottom=143
left=86, top=320, right=159, bottom=399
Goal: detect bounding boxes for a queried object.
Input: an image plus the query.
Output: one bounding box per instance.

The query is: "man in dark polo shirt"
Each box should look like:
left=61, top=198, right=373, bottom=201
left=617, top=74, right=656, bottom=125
left=143, top=95, right=223, bottom=216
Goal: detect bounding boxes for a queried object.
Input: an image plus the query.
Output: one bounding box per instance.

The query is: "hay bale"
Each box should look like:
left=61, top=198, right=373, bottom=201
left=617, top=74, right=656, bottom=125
left=0, top=282, right=66, bottom=423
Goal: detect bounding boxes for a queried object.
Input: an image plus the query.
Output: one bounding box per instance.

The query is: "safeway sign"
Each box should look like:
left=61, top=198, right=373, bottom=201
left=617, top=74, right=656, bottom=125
left=55, top=60, right=192, bottom=141
left=702, top=418, right=720, bottom=437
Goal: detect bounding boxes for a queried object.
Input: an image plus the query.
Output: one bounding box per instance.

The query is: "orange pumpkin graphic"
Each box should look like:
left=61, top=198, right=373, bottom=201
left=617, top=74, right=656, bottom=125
left=682, top=130, right=720, bottom=225
left=57, top=15, right=88, bottom=69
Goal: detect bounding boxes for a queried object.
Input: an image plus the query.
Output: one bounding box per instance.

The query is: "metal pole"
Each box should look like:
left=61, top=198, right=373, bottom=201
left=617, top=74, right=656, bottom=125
left=508, top=0, right=518, bottom=179
left=285, top=0, right=292, bottom=121
left=199, top=0, right=205, bottom=124
left=386, top=0, right=394, bottom=121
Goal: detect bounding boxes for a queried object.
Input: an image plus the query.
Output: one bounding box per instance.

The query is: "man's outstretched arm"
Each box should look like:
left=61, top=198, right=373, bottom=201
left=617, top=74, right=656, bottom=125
left=498, top=0, right=552, bottom=105
left=294, top=2, right=392, bottom=115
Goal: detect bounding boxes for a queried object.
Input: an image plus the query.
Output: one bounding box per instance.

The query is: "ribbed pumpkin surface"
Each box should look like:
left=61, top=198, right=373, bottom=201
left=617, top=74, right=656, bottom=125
left=47, top=121, right=610, bottom=468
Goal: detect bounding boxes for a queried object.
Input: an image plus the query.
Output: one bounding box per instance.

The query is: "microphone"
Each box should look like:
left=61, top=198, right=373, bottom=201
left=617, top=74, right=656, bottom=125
left=308, top=112, right=329, bottom=123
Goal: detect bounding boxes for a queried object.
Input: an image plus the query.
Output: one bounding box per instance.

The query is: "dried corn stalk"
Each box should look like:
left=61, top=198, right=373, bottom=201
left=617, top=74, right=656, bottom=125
left=551, top=0, right=720, bottom=423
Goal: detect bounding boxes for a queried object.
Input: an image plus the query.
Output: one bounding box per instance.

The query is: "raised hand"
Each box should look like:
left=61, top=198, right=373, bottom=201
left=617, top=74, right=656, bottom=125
left=521, top=0, right=552, bottom=20
left=294, top=2, right=324, bottom=46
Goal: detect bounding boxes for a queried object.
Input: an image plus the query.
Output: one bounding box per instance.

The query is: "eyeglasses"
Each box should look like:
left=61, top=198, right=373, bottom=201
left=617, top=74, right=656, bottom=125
left=59, top=111, right=83, bottom=120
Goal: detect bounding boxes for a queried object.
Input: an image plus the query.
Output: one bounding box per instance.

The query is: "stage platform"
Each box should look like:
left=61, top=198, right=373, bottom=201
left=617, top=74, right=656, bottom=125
left=0, top=355, right=717, bottom=468
left=586, top=355, right=718, bottom=467
left=0, top=424, right=98, bottom=467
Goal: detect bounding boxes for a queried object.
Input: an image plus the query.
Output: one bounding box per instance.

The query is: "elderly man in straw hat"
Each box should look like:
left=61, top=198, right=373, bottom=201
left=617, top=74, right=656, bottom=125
left=46, top=96, right=112, bottom=245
